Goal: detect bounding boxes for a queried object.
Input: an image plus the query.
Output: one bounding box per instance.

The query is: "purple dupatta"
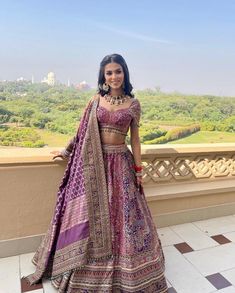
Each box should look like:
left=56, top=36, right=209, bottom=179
left=26, top=96, right=112, bottom=284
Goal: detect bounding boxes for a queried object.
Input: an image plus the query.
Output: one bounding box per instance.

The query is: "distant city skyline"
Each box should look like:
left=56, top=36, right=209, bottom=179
left=0, top=1, right=235, bottom=96
left=0, top=72, right=92, bottom=89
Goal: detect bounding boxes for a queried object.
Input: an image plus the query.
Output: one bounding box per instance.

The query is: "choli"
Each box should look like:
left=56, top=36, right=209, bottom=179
left=97, top=98, right=141, bottom=136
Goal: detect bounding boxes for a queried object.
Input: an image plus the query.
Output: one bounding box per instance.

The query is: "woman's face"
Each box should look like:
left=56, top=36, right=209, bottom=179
left=104, top=62, right=124, bottom=90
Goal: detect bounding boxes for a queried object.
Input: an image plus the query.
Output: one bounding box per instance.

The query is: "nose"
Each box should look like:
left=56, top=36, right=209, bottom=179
left=111, top=73, right=119, bottom=79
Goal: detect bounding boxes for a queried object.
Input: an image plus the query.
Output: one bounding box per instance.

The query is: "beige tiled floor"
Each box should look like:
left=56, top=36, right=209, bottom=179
left=1, top=215, right=235, bottom=293
left=160, top=215, right=235, bottom=293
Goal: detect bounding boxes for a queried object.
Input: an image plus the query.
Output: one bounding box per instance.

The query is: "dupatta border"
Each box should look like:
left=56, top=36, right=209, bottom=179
left=82, top=98, right=112, bottom=256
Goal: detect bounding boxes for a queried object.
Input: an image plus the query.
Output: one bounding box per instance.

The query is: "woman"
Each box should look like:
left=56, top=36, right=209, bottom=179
left=25, top=54, right=167, bottom=292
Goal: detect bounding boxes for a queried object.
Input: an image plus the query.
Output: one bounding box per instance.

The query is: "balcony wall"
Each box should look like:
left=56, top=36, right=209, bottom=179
left=0, top=143, right=235, bottom=257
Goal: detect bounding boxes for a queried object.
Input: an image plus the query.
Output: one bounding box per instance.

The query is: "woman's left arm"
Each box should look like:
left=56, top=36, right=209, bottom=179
left=130, top=98, right=142, bottom=166
left=130, top=124, right=141, bottom=167
left=130, top=121, right=142, bottom=186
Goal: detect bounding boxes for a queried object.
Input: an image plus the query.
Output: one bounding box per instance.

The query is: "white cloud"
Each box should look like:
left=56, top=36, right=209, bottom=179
left=92, top=22, right=173, bottom=45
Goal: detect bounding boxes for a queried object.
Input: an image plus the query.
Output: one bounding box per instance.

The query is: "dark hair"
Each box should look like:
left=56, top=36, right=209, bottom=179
left=97, top=53, right=134, bottom=97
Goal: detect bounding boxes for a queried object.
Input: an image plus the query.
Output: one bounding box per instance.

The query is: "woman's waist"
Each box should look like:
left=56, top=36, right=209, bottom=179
left=99, top=129, right=127, bottom=146
left=101, top=143, right=129, bottom=153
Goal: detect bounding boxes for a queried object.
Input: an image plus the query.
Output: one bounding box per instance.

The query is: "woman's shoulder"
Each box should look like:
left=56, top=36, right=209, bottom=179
left=91, top=94, right=100, bottom=101
left=83, top=94, right=100, bottom=111
left=89, top=94, right=100, bottom=103
left=130, top=97, right=141, bottom=110
left=85, top=94, right=100, bottom=107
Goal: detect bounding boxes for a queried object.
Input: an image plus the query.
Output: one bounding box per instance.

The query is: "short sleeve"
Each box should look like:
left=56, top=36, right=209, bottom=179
left=129, top=99, right=141, bottom=127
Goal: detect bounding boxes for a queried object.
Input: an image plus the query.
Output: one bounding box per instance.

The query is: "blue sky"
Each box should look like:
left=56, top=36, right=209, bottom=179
left=0, top=0, right=235, bottom=96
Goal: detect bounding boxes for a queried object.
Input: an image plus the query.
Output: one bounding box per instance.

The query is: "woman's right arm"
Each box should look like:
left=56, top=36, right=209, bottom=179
left=51, top=136, right=76, bottom=160
left=60, top=136, right=76, bottom=158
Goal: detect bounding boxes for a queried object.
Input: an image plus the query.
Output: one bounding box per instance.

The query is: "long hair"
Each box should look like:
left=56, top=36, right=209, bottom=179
left=97, top=54, right=134, bottom=97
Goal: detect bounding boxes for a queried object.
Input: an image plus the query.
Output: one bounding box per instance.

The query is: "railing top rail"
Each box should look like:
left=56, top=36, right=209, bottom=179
left=0, top=143, right=235, bottom=164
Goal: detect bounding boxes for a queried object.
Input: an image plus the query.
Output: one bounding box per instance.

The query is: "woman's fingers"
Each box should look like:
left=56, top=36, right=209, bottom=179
left=52, top=154, right=64, bottom=160
left=50, top=150, right=60, bottom=155
left=50, top=150, right=64, bottom=160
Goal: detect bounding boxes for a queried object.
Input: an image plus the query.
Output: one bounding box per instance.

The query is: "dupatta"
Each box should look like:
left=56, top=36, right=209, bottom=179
left=26, top=96, right=112, bottom=284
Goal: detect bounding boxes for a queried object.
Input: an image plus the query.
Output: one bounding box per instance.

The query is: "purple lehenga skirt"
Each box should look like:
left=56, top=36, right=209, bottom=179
left=51, top=144, right=167, bottom=292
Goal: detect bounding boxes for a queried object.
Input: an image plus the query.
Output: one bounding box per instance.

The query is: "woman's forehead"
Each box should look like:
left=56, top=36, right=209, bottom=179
left=104, top=62, right=122, bottom=71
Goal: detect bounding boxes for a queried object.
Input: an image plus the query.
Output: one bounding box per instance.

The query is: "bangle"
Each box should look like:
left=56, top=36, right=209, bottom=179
left=61, top=149, right=71, bottom=158
left=133, top=165, right=143, bottom=172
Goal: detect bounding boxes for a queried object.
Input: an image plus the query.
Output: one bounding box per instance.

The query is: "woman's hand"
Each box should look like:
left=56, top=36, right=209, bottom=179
left=50, top=150, right=65, bottom=160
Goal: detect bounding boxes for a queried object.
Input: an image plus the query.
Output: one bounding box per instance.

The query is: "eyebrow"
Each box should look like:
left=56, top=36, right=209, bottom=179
left=105, top=68, right=122, bottom=73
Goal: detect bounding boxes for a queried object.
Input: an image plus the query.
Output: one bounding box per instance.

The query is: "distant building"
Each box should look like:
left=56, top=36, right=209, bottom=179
left=47, top=72, right=56, bottom=86
left=16, top=77, right=27, bottom=82
left=41, top=72, right=56, bottom=86
left=76, top=81, right=91, bottom=91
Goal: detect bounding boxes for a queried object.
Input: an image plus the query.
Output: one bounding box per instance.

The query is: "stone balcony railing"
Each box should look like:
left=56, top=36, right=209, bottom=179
left=0, top=143, right=235, bottom=258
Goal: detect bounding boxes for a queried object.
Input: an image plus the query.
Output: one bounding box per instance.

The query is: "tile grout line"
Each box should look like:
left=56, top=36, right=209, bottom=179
left=167, top=225, right=185, bottom=243
left=191, top=220, right=211, bottom=235
left=191, top=221, right=220, bottom=240
left=170, top=222, right=220, bottom=252
left=192, top=216, right=235, bottom=236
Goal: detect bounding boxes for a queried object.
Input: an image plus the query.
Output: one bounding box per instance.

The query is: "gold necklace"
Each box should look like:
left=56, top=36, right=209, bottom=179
left=104, top=94, right=128, bottom=106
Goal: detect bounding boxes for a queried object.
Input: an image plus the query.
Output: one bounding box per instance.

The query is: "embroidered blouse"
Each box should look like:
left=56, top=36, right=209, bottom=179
left=61, top=98, right=141, bottom=157
left=97, top=98, right=141, bottom=137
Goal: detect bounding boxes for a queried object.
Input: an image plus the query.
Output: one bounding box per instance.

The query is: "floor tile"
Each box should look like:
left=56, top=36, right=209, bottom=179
left=221, top=268, right=235, bottom=285
left=211, top=235, right=231, bottom=245
left=206, top=273, right=231, bottom=290
left=163, top=246, right=215, bottom=293
left=184, top=243, right=235, bottom=276
left=174, top=242, right=194, bottom=254
left=158, top=227, right=183, bottom=246
left=21, top=277, right=43, bottom=292
left=0, top=255, right=21, bottom=293
left=224, top=232, right=235, bottom=242
left=171, top=223, right=218, bottom=250
left=43, top=279, right=58, bottom=293
left=193, top=216, right=235, bottom=236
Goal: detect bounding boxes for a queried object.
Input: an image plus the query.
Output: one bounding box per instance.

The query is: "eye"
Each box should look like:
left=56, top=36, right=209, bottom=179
left=105, top=72, right=112, bottom=76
